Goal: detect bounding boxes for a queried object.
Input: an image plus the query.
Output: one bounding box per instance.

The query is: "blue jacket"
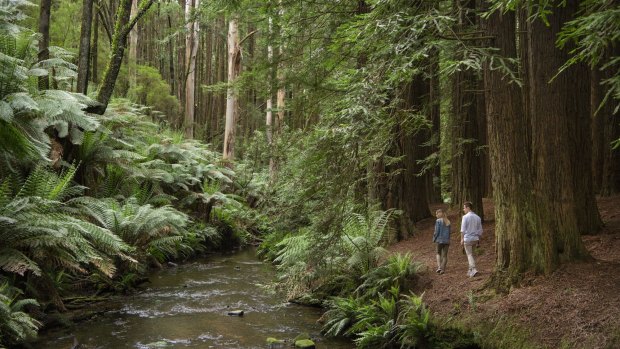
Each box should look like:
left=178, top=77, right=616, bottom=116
left=433, top=219, right=451, bottom=244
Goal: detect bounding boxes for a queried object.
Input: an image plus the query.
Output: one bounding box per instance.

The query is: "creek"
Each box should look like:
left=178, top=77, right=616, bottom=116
left=35, top=249, right=353, bottom=349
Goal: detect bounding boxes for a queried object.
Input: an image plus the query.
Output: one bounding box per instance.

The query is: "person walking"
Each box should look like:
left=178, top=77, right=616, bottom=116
left=433, top=209, right=451, bottom=274
left=460, top=201, right=482, bottom=277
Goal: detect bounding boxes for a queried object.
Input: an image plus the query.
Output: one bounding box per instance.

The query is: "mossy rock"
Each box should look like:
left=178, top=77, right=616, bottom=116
left=294, top=339, right=316, bottom=348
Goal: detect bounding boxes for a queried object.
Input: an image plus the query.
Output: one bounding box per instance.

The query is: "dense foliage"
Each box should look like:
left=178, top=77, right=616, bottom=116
left=0, top=0, right=618, bottom=347
left=0, top=1, right=266, bottom=345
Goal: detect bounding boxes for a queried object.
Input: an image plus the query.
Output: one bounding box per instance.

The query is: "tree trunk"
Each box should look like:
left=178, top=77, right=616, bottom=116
left=275, top=1, right=286, bottom=132
left=167, top=14, right=175, bottom=95
left=483, top=4, right=538, bottom=285
left=38, top=0, right=52, bottom=90
left=92, top=0, right=154, bottom=115
left=184, top=0, right=199, bottom=138
left=528, top=1, right=601, bottom=239
left=266, top=13, right=275, bottom=179
left=223, top=17, right=240, bottom=161
left=428, top=48, right=443, bottom=204
left=384, top=77, right=432, bottom=242
left=91, top=2, right=99, bottom=83
left=128, top=0, right=138, bottom=89
left=77, top=0, right=94, bottom=94
left=450, top=0, right=484, bottom=220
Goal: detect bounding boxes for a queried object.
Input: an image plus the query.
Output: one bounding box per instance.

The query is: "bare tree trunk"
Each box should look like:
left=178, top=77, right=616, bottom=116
left=77, top=0, right=94, bottom=94
left=275, top=1, right=285, bottom=132
left=184, top=0, right=199, bottom=138
left=266, top=13, right=275, bottom=179
left=38, top=0, right=52, bottom=90
left=223, top=17, right=240, bottom=161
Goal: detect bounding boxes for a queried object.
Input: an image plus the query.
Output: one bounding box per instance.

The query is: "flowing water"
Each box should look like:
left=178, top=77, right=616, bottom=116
left=36, top=249, right=353, bottom=349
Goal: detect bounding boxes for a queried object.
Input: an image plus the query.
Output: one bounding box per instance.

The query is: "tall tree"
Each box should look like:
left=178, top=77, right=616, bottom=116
left=77, top=0, right=94, bottom=94
left=223, top=16, right=241, bottom=161
left=483, top=3, right=537, bottom=285
left=184, top=0, right=199, bottom=138
left=450, top=0, right=485, bottom=220
left=266, top=13, right=275, bottom=179
left=38, top=0, right=52, bottom=90
left=128, top=0, right=139, bottom=89
left=90, top=1, right=100, bottom=83
left=527, top=1, right=601, bottom=238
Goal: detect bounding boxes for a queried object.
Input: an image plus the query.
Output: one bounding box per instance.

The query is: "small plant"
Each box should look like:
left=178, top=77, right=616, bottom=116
left=0, top=283, right=41, bottom=347
left=467, top=290, right=477, bottom=312
left=356, top=252, right=424, bottom=298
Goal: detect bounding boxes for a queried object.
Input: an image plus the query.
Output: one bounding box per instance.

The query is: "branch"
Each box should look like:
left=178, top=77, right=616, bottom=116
left=122, top=0, right=155, bottom=38
left=239, top=30, right=258, bottom=46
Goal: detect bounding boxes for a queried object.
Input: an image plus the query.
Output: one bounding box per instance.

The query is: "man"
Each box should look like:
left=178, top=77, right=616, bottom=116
left=460, top=201, right=482, bottom=277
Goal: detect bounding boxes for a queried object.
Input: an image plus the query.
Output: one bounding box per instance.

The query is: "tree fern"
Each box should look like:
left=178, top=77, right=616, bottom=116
left=341, top=209, right=395, bottom=275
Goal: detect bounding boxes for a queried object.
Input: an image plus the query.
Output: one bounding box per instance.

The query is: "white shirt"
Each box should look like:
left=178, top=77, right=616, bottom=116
left=461, top=211, right=482, bottom=242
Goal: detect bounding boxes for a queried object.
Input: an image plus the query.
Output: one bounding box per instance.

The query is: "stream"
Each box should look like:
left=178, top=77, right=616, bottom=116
left=35, top=249, right=353, bottom=349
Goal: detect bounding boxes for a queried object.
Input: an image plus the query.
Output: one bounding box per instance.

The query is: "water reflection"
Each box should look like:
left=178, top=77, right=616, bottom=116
left=36, top=249, right=352, bottom=349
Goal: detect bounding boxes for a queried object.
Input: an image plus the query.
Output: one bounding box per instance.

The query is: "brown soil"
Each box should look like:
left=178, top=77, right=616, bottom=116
left=389, top=197, right=620, bottom=349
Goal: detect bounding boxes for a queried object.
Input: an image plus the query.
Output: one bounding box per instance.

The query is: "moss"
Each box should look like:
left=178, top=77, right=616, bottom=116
left=294, top=339, right=315, bottom=348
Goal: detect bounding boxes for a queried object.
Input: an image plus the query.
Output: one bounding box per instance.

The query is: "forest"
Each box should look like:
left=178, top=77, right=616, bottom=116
left=0, top=0, right=619, bottom=348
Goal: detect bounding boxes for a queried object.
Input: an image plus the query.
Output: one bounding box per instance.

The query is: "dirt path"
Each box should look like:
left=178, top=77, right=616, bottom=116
left=389, top=197, right=620, bottom=349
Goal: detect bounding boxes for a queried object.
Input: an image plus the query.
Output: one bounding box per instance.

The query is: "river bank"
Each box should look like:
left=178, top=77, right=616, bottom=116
left=390, top=197, right=620, bottom=349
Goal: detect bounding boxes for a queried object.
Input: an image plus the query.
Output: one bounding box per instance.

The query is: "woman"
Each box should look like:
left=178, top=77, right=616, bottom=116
left=433, top=209, right=451, bottom=274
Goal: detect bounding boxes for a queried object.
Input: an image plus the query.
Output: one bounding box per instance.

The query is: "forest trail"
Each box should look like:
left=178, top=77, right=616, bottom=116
left=389, top=197, right=620, bottom=349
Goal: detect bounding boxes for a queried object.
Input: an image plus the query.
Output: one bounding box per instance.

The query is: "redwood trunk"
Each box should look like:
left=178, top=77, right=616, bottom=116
left=483, top=5, right=536, bottom=283
left=451, top=0, right=484, bottom=220
left=528, top=1, right=600, bottom=244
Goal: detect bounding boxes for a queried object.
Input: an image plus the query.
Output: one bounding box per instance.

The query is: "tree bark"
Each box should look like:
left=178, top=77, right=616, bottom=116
left=184, top=0, right=199, bottom=138
left=483, top=4, right=537, bottom=284
left=427, top=48, right=443, bottom=204
left=450, top=0, right=484, bottom=220
left=128, top=0, right=138, bottom=89
left=91, top=2, right=99, bottom=83
left=38, top=0, right=52, bottom=90
left=528, top=1, right=601, bottom=239
left=223, top=17, right=241, bottom=161
left=266, top=12, right=275, bottom=179
left=77, top=0, right=94, bottom=94
left=167, top=14, right=175, bottom=95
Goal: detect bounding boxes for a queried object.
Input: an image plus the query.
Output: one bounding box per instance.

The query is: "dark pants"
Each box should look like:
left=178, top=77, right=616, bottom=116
left=435, top=243, right=449, bottom=271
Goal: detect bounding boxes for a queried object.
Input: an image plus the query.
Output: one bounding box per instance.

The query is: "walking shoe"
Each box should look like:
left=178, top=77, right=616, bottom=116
left=469, top=269, right=479, bottom=277
left=436, top=268, right=441, bottom=274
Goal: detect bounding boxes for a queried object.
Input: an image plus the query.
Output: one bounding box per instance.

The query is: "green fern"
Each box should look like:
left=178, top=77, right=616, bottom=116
left=0, top=283, right=41, bottom=347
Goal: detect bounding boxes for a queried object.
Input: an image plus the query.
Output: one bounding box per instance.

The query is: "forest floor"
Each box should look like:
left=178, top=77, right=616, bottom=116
left=389, top=196, right=620, bottom=349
